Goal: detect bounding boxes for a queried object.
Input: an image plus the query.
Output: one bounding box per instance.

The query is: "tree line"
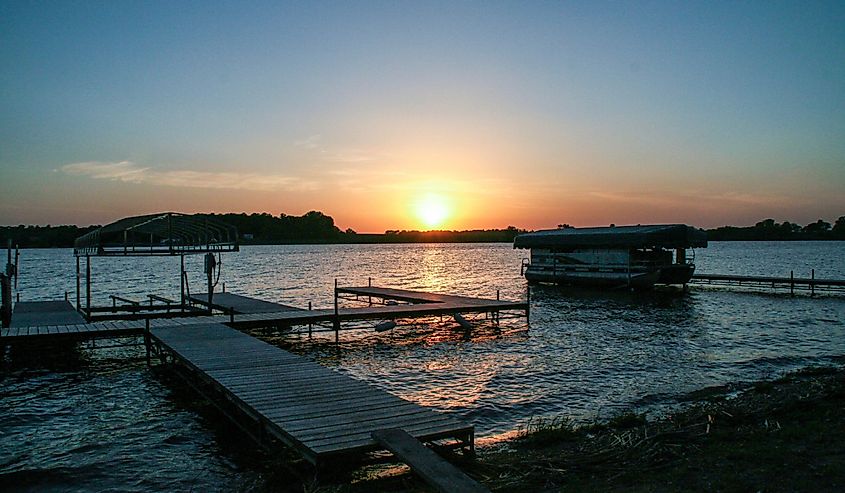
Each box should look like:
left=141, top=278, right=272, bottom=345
left=706, top=217, right=845, bottom=240
left=1, top=212, right=842, bottom=248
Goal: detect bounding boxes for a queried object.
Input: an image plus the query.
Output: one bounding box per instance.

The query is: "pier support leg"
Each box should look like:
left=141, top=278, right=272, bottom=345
left=180, top=255, right=185, bottom=308
left=526, top=284, right=531, bottom=325
left=334, top=279, right=340, bottom=343
left=145, top=319, right=151, bottom=367
left=308, top=301, right=312, bottom=337
left=85, top=255, right=91, bottom=320
left=76, top=256, right=81, bottom=312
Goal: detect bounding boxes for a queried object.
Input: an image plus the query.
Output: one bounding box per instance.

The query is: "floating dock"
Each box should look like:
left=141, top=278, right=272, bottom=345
left=148, top=322, right=474, bottom=465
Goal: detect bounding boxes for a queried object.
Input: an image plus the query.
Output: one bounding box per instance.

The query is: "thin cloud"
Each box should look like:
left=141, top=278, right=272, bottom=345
left=293, top=134, right=321, bottom=149
left=61, top=161, right=316, bottom=192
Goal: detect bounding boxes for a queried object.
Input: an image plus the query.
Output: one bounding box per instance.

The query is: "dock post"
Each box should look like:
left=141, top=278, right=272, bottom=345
left=811, top=269, right=815, bottom=297
left=526, top=284, right=530, bottom=325
left=1, top=274, right=10, bottom=329
left=85, top=255, right=91, bottom=320
left=308, top=301, right=312, bottom=336
left=230, top=307, right=235, bottom=324
left=76, top=256, right=81, bottom=312
left=144, top=318, right=151, bottom=367
left=334, top=279, right=340, bottom=343
left=179, top=255, right=185, bottom=308
left=13, top=245, right=19, bottom=289
left=790, top=270, right=794, bottom=297
left=206, top=253, right=214, bottom=315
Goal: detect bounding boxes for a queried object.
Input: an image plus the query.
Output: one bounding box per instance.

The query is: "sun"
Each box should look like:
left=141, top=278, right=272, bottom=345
left=415, top=193, right=450, bottom=229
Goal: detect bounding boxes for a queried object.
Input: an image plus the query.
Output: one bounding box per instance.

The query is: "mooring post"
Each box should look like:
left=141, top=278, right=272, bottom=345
left=811, top=269, right=815, bottom=297
left=230, top=307, right=235, bottom=324
left=790, top=270, right=794, bottom=296
left=0, top=273, right=11, bottom=329
left=85, top=255, right=91, bottom=320
left=13, top=244, right=19, bottom=289
left=144, top=318, right=151, bottom=367
left=334, top=278, right=340, bottom=343
left=76, top=255, right=81, bottom=312
left=5, top=239, right=10, bottom=278
left=179, top=254, right=185, bottom=308
left=206, top=253, right=214, bottom=315
left=308, top=301, right=312, bottom=336
left=526, top=283, right=531, bottom=325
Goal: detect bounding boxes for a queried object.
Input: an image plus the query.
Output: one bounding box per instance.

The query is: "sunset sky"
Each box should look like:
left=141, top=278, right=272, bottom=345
left=1, top=1, right=843, bottom=232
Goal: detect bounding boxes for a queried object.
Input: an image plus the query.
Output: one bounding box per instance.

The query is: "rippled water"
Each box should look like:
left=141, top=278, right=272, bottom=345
left=3, top=241, right=845, bottom=491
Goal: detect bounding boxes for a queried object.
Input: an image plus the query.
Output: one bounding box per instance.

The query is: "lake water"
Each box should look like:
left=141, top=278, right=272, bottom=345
left=2, top=241, right=845, bottom=491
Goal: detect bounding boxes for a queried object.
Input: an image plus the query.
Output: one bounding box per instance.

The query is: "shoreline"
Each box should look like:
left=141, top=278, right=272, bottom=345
left=278, top=365, right=845, bottom=492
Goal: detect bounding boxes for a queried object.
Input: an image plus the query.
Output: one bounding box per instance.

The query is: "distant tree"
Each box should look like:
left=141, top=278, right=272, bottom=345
left=755, top=218, right=777, bottom=229
left=778, top=221, right=800, bottom=237
left=833, top=216, right=845, bottom=238
left=803, top=219, right=832, bottom=236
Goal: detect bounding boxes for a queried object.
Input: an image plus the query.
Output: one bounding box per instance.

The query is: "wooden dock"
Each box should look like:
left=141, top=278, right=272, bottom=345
left=0, top=285, right=519, bottom=487
left=2, top=286, right=527, bottom=341
left=149, top=322, right=474, bottom=464
left=189, top=292, right=303, bottom=314
left=691, top=273, right=845, bottom=295
left=9, top=300, right=86, bottom=327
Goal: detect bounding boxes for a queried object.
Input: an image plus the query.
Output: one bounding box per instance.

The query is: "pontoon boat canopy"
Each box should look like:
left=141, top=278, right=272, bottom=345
left=514, top=224, right=707, bottom=249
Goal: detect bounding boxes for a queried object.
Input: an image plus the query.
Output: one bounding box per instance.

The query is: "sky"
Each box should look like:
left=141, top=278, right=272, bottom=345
left=1, top=1, right=843, bottom=232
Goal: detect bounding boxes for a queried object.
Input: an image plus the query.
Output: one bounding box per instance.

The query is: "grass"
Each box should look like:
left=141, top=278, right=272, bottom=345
left=470, top=365, right=845, bottom=492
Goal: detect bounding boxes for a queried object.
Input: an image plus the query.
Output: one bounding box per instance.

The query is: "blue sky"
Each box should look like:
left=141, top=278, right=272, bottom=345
left=1, top=1, right=843, bottom=230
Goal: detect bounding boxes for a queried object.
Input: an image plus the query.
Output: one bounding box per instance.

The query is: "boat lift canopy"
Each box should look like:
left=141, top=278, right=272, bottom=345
left=514, top=224, right=707, bottom=250
left=74, top=212, right=239, bottom=257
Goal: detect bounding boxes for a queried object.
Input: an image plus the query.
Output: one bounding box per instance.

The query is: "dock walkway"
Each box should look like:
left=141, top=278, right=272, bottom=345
left=149, top=322, right=473, bottom=464
left=2, top=286, right=527, bottom=341
left=189, top=292, right=303, bottom=314
left=10, top=300, right=86, bottom=327
left=691, top=273, right=845, bottom=295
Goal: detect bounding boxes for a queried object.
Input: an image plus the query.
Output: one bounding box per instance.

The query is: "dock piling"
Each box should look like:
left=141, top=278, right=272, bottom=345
left=790, top=270, right=794, bottom=296
left=144, top=318, right=151, bottom=366
left=334, top=278, right=340, bottom=343
left=811, top=269, right=815, bottom=297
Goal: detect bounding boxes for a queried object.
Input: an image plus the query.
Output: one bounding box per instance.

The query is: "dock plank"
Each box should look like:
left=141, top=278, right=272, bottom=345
left=189, top=292, right=303, bottom=314
left=373, top=428, right=489, bottom=493
left=10, top=300, right=86, bottom=328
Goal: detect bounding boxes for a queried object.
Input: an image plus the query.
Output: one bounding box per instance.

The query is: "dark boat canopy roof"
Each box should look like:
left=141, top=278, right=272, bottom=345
left=514, top=224, right=707, bottom=250
left=74, top=212, right=239, bottom=256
